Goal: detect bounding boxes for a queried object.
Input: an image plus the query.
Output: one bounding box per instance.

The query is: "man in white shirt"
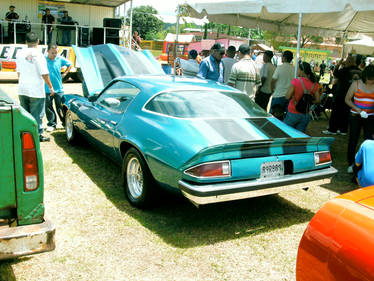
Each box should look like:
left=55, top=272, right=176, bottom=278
left=255, top=50, right=275, bottom=111
left=270, top=50, right=295, bottom=118
left=228, top=44, right=261, bottom=100
left=222, top=45, right=237, bottom=84
left=16, top=32, right=55, bottom=142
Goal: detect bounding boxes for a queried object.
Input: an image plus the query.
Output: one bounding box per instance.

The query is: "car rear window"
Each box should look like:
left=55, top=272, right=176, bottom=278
left=144, top=90, right=269, bottom=118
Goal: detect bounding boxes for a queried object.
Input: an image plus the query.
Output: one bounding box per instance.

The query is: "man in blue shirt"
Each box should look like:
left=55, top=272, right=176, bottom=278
left=45, top=44, right=72, bottom=131
left=354, top=139, right=374, bottom=187
left=197, top=42, right=225, bottom=83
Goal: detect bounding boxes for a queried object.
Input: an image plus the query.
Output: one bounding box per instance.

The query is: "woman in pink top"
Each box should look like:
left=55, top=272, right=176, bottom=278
left=284, top=62, right=320, bottom=133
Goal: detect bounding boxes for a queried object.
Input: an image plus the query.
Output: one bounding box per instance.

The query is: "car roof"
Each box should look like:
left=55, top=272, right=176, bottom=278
left=114, top=75, right=241, bottom=98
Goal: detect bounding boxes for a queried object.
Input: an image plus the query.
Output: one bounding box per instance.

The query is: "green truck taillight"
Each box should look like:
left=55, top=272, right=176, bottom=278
left=21, top=132, right=39, bottom=191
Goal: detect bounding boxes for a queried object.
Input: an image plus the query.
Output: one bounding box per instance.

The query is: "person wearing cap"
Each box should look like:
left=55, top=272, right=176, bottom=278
left=42, top=8, right=55, bottom=44
left=222, top=46, right=237, bottom=84
left=59, top=10, right=73, bottom=46
left=197, top=43, right=225, bottom=83
left=5, top=5, right=19, bottom=43
left=16, top=32, right=55, bottom=142
left=255, top=50, right=275, bottom=111
left=228, top=44, right=261, bottom=100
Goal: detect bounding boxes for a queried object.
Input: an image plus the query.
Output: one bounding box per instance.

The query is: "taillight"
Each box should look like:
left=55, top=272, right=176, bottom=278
left=184, top=161, right=231, bottom=178
left=314, top=151, right=331, bottom=166
left=22, top=132, right=39, bottom=191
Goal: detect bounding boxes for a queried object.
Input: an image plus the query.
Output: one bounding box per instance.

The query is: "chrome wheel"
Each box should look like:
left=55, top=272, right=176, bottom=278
left=126, top=156, right=144, bottom=199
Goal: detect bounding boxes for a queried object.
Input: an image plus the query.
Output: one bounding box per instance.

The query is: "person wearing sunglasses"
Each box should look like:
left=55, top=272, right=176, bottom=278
left=197, top=42, right=225, bottom=83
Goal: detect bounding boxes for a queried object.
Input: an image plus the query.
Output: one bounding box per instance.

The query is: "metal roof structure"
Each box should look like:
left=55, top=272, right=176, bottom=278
left=51, top=0, right=131, bottom=8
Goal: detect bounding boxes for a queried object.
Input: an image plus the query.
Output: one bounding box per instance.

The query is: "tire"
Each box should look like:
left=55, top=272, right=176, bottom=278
left=65, top=110, right=79, bottom=145
left=122, top=148, right=155, bottom=208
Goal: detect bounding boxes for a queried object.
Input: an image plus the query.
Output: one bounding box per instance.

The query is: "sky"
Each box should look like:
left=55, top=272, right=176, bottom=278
left=124, top=0, right=180, bottom=16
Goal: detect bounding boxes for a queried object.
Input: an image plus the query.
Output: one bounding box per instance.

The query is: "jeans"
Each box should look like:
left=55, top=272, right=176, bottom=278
left=43, top=27, right=53, bottom=44
left=45, top=92, right=65, bottom=127
left=19, top=95, right=45, bottom=135
left=62, top=30, right=71, bottom=46
left=284, top=111, right=311, bottom=133
left=270, top=97, right=289, bottom=114
left=255, top=90, right=272, bottom=111
left=347, top=114, right=374, bottom=165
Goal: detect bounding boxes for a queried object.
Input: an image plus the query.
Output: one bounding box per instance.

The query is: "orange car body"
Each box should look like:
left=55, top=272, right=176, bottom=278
left=297, top=185, right=374, bottom=281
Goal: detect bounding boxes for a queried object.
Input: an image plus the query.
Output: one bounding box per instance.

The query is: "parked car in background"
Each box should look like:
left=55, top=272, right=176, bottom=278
left=297, top=185, right=374, bottom=281
left=62, top=44, right=337, bottom=208
left=0, top=89, right=55, bottom=260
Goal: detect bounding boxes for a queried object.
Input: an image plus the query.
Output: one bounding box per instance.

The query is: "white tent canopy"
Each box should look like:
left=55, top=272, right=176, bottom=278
left=345, top=35, right=374, bottom=56
left=185, top=0, right=374, bottom=37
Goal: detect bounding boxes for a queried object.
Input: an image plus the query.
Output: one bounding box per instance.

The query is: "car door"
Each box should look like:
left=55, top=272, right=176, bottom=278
left=88, top=81, right=140, bottom=159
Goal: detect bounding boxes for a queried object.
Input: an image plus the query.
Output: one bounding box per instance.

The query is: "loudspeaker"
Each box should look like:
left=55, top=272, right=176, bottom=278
left=103, top=18, right=121, bottom=28
left=79, top=26, right=90, bottom=47
left=105, top=36, right=119, bottom=45
left=106, top=28, right=118, bottom=37
left=92, top=27, right=104, bottom=45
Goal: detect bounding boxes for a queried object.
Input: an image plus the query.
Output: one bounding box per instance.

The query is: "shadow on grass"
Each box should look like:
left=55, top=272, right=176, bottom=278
left=0, top=257, right=30, bottom=281
left=53, top=131, right=315, bottom=248
left=307, top=117, right=361, bottom=195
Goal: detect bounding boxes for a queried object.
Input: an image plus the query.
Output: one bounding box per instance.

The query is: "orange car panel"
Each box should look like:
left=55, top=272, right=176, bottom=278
left=297, top=186, right=374, bottom=281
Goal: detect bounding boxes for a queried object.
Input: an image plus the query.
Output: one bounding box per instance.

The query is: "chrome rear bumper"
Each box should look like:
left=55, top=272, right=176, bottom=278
left=0, top=219, right=55, bottom=260
left=179, top=167, right=337, bottom=206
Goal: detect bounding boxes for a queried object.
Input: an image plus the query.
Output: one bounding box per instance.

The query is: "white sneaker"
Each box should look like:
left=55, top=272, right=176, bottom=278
left=46, top=126, right=55, bottom=132
left=337, top=130, right=347, bottom=136
left=347, top=165, right=353, bottom=174
left=322, top=130, right=337, bottom=135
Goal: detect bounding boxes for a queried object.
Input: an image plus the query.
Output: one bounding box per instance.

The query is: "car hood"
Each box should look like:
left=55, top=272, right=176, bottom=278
left=73, top=44, right=165, bottom=96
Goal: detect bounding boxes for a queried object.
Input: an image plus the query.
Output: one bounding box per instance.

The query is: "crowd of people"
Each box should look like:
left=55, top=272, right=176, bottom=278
left=176, top=43, right=374, bottom=187
left=4, top=5, right=75, bottom=45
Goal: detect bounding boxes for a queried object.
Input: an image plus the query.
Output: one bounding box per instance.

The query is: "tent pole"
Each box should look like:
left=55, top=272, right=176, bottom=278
left=173, top=4, right=181, bottom=76
left=295, top=12, right=302, bottom=77
left=129, top=0, right=133, bottom=48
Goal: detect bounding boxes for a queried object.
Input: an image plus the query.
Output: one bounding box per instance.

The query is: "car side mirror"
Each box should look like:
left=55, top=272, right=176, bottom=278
left=88, top=93, right=99, bottom=102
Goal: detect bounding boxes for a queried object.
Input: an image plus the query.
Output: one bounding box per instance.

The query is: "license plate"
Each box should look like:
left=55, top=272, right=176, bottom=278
left=260, top=161, right=284, bottom=179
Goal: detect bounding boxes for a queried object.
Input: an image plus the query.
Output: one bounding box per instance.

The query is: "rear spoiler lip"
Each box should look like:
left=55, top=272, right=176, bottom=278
left=182, top=136, right=335, bottom=169
left=200, top=136, right=334, bottom=154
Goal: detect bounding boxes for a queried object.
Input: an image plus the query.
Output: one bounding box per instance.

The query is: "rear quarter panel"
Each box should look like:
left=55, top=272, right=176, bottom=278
left=12, top=106, right=44, bottom=225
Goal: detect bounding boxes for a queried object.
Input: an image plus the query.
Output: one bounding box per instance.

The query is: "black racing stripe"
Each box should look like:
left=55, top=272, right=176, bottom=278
left=92, top=45, right=126, bottom=86
left=247, top=118, right=290, bottom=139
left=203, top=119, right=259, bottom=143
left=282, top=139, right=309, bottom=154
left=240, top=142, right=271, bottom=158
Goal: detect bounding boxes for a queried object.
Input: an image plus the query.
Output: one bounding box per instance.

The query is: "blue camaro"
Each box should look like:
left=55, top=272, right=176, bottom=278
left=62, top=44, right=337, bottom=208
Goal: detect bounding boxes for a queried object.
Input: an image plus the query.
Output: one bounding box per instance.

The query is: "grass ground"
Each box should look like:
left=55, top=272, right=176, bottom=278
left=0, top=81, right=358, bottom=281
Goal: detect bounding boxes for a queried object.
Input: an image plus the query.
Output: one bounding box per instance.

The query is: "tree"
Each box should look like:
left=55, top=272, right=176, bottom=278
left=126, top=5, right=163, bottom=40
left=294, top=35, right=324, bottom=48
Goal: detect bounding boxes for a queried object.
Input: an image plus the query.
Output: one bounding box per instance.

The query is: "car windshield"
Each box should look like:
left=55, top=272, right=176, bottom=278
left=145, top=90, right=269, bottom=118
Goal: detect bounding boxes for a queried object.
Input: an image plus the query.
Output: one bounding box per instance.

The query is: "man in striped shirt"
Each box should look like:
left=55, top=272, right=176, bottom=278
left=228, top=44, right=261, bottom=100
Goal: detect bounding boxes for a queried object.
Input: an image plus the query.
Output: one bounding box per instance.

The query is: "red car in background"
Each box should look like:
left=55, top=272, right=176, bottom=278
left=297, top=186, right=374, bottom=280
